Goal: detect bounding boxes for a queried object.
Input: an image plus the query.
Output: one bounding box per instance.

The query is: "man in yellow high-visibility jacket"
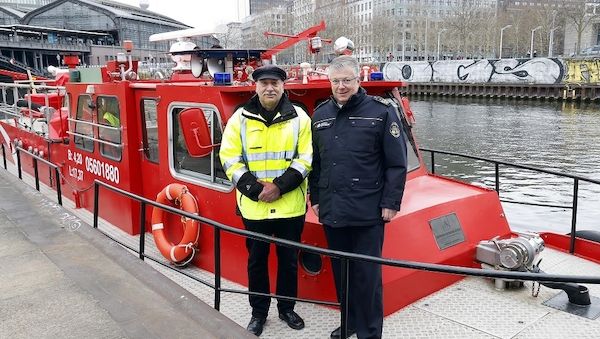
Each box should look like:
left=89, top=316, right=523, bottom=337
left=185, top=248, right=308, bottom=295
left=220, top=65, right=312, bottom=337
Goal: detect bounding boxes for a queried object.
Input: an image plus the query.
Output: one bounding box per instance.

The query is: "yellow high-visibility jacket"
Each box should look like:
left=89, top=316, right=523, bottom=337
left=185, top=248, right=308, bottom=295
left=220, top=96, right=312, bottom=220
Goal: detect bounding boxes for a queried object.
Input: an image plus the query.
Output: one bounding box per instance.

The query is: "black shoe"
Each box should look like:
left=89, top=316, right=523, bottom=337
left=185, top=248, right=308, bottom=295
left=278, top=310, right=305, bottom=330
left=247, top=316, right=266, bottom=336
left=330, top=326, right=356, bottom=339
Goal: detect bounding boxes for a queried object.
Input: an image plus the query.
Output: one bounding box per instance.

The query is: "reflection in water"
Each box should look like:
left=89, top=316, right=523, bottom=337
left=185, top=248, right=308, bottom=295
left=410, top=97, right=600, bottom=234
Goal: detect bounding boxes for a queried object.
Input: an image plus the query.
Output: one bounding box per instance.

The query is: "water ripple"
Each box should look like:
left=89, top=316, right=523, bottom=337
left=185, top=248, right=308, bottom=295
left=412, top=97, right=600, bottom=234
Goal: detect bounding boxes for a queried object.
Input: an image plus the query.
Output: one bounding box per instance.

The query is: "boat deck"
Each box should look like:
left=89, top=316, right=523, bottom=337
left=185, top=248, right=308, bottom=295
left=0, top=168, right=253, bottom=339
left=5, top=163, right=600, bottom=339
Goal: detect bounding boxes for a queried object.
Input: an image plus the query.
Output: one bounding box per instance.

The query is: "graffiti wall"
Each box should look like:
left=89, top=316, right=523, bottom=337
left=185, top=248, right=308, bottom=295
left=564, top=60, right=600, bottom=84
left=382, top=58, right=600, bottom=85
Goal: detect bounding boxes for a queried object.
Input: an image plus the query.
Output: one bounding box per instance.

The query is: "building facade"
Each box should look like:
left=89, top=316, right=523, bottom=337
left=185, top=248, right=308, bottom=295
left=0, top=0, right=219, bottom=72
left=249, top=0, right=293, bottom=15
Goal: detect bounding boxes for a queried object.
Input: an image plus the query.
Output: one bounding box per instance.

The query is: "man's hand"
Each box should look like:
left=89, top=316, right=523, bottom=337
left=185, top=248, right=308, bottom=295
left=311, top=204, right=319, bottom=216
left=382, top=208, right=397, bottom=222
left=258, top=181, right=281, bottom=202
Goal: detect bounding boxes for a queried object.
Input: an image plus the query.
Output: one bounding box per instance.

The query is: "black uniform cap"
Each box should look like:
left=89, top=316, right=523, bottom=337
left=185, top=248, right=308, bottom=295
left=252, top=64, right=287, bottom=81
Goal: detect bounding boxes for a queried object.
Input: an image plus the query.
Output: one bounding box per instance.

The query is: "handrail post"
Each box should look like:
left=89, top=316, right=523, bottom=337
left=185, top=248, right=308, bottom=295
left=214, top=227, right=222, bottom=311
left=339, top=258, right=349, bottom=339
left=93, top=181, right=99, bottom=229
left=16, top=148, right=21, bottom=179
left=33, top=158, right=39, bottom=191
left=54, top=167, right=62, bottom=205
left=2, top=143, right=6, bottom=170
left=139, top=201, right=146, bottom=260
left=495, top=163, right=500, bottom=194
left=430, top=151, right=435, bottom=174
left=569, top=178, right=579, bottom=254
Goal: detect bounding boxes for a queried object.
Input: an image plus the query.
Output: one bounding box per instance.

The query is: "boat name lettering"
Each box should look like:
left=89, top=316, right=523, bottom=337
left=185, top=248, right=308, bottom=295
left=84, top=157, right=120, bottom=184
left=67, top=149, right=83, bottom=165
left=67, top=165, right=84, bottom=182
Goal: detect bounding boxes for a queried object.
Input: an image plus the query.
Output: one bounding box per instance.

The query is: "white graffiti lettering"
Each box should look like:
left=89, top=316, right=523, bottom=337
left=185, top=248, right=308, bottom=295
left=383, top=58, right=565, bottom=84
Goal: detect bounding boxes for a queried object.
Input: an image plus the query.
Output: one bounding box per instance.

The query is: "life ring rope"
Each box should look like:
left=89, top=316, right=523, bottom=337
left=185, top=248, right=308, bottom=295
left=173, top=243, right=196, bottom=267
left=151, top=183, right=200, bottom=265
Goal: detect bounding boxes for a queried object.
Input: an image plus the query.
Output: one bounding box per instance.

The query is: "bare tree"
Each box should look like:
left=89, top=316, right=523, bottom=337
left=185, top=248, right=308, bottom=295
left=313, top=0, right=352, bottom=62
left=215, top=23, right=242, bottom=49
left=371, top=8, right=399, bottom=62
left=562, top=0, right=600, bottom=55
left=437, top=0, right=495, bottom=59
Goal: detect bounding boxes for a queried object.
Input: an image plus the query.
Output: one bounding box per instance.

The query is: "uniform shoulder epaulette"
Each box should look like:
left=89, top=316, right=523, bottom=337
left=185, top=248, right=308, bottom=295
left=314, top=98, right=331, bottom=111
left=372, top=95, right=392, bottom=106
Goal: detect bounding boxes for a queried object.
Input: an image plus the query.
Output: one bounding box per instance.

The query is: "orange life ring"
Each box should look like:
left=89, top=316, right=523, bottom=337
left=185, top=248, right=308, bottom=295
left=151, top=183, right=200, bottom=265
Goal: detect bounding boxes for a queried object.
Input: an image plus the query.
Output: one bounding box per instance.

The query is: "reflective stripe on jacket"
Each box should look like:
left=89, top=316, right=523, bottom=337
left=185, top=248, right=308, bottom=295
left=220, top=100, right=312, bottom=220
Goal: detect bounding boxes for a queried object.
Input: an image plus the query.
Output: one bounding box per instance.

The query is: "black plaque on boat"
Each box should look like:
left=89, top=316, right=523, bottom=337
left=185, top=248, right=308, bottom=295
left=429, top=213, right=465, bottom=250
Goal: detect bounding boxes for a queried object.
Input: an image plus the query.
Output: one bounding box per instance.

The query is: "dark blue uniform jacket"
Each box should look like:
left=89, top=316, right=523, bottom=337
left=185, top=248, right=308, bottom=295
left=309, top=87, right=408, bottom=227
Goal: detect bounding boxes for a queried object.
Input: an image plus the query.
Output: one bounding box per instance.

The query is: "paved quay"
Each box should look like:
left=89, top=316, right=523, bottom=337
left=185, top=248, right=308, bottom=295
left=0, top=169, right=253, bottom=339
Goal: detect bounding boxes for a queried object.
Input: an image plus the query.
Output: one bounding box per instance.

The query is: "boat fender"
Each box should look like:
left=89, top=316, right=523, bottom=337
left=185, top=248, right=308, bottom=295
left=573, top=230, right=600, bottom=244
left=151, top=183, right=200, bottom=266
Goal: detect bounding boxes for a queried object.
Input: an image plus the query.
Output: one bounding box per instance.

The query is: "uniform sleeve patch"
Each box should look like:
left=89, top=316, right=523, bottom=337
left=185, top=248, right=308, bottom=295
left=390, top=122, right=401, bottom=138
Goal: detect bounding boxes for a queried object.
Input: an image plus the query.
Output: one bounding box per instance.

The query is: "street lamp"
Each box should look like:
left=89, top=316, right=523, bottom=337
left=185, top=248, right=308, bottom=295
left=437, top=29, right=447, bottom=60
left=549, top=27, right=559, bottom=57
left=530, top=25, right=542, bottom=58
left=402, top=28, right=406, bottom=61
left=499, top=24, right=512, bottom=59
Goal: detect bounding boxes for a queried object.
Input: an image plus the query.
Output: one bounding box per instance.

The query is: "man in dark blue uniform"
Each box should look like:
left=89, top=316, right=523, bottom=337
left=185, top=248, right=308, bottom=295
left=309, top=55, right=408, bottom=339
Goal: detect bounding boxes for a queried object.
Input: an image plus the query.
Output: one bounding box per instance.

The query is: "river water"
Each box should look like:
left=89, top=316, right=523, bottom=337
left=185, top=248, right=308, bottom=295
left=409, top=97, right=600, bottom=234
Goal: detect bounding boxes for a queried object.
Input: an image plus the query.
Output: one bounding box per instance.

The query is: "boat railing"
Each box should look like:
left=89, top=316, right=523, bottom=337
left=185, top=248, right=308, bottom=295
left=91, top=179, right=600, bottom=339
left=65, top=118, right=123, bottom=148
left=14, top=79, right=56, bottom=85
left=0, top=83, right=66, bottom=122
left=1, top=145, right=63, bottom=205
left=65, top=131, right=123, bottom=148
left=420, top=147, right=600, bottom=254
left=3, top=145, right=600, bottom=338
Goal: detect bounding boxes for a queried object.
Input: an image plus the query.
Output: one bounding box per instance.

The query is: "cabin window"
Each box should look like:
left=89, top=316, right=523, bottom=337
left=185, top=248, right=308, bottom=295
left=74, top=95, right=94, bottom=152
left=141, top=98, right=159, bottom=163
left=97, top=96, right=122, bottom=161
left=171, top=105, right=228, bottom=186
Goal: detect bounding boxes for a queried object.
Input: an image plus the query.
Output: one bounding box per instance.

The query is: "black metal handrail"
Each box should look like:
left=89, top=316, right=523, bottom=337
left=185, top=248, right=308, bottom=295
left=3, top=145, right=600, bottom=339
left=92, top=179, right=600, bottom=338
left=420, top=147, right=600, bottom=254
left=8, top=146, right=62, bottom=205
left=1, top=143, right=6, bottom=170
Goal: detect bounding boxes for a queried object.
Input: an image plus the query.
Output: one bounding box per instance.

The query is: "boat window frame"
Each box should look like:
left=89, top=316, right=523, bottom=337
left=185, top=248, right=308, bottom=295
left=73, top=94, right=95, bottom=153
left=97, top=95, right=122, bottom=162
left=140, top=97, right=159, bottom=164
left=167, top=101, right=233, bottom=193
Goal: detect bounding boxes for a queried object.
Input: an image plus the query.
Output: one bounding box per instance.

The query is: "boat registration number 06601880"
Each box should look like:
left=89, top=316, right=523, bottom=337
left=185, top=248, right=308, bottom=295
left=85, top=157, right=120, bottom=184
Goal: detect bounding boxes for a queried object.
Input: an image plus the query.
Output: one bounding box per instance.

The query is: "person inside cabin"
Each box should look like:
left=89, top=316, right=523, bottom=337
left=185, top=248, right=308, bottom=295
left=98, top=97, right=120, bottom=128
left=97, top=97, right=121, bottom=159
left=309, top=55, right=408, bottom=339
left=219, top=64, right=312, bottom=337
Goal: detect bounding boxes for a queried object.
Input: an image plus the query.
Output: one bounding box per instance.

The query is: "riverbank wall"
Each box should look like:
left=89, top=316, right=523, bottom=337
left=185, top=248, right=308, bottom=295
left=382, top=58, right=600, bottom=101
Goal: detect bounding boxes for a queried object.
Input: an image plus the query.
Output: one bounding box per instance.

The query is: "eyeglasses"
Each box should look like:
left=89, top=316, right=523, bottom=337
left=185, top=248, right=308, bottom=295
left=330, top=77, right=358, bottom=86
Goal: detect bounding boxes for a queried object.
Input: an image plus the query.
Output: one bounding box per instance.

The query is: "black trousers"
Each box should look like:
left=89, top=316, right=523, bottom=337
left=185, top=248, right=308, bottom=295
left=324, top=224, right=385, bottom=339
left=243, top=216, right=304, bottom=318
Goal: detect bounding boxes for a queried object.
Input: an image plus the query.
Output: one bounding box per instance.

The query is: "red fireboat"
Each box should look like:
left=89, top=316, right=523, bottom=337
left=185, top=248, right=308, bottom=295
left=1, top=22, right=599, bottom=334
